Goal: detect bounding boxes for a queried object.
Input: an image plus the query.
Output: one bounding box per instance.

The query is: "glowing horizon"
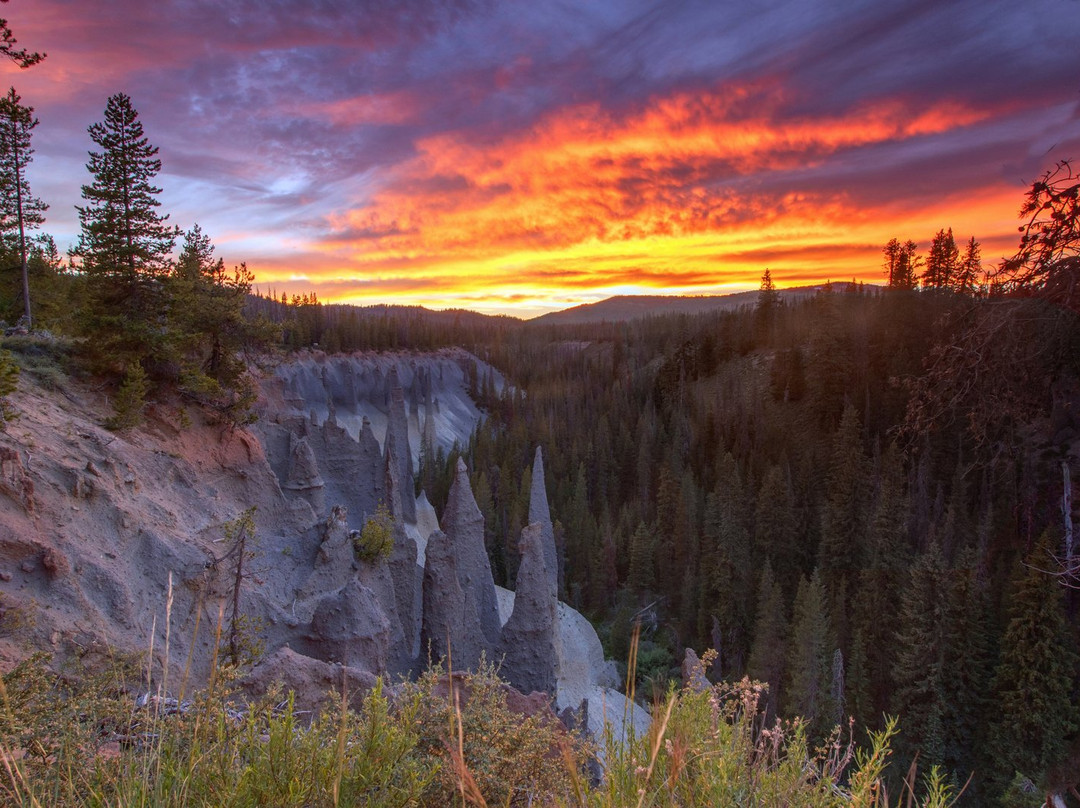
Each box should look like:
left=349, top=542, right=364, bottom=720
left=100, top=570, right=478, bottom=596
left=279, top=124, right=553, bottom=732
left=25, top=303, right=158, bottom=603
left=1, top=1, right=1077, bottom=318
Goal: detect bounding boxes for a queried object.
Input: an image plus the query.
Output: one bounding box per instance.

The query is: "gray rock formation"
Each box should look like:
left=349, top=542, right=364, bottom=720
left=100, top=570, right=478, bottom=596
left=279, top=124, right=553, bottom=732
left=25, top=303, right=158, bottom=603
left=256, top=414, right=383, bottom=531
left=383, top=443, right=405, bottom=523
left=528, top=446, right=558, bottom=600
left=442, top=458, right=502, bottom=648
left=681, top=647, right=711, bottom=693
left=384, top=442, right=421, bottom=668
left=421, top=528, right=484, bottom=669
left=356, top=551, right=410, bottom=676
left=356, top=417, right=385, bottom=518
left=295, top=505, right=354, bottom=612
left=243, top=646, right=378, bottom=713
left=385, top=368, right=416, bottom=523
left=269, top=349, right=502, bottom=468
left=389, top=520, right=421, bottom=669
left=306, top=578, right=390, bottom=674
left=499, top=522, right=557, bottom=695
left=284, top=433, right=325, bottom=514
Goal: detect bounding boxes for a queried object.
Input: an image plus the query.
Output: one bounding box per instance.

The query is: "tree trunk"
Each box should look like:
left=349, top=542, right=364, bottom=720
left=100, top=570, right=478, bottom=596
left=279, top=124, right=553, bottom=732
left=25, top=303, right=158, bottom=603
left=13, top=131, right=29, bottom=328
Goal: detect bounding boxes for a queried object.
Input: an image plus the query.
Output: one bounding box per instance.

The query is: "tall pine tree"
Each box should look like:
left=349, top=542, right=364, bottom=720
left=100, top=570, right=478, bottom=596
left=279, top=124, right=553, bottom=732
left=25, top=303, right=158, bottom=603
left=169, top=224, right=261, bottom=423
left=74, top=93, right=178, bottom=370
left=986, top=536, right=1079, bottom=796
left=818, top=403, right=867, bottom=642
left=923, top=228, right=960, bottom=289
left=0, top=87, right=47, bottom=327
left=891, top=542, right=949, bottom=769
left=784, top=569, right=837, bottom=740
left=953, top=236, right=982, bottom=295
left=747, top=559, right=787, bottom=723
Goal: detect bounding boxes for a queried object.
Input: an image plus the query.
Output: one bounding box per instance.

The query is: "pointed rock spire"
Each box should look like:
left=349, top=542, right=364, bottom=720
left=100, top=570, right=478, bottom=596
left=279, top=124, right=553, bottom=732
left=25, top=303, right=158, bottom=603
left=500, top=522, right=557, bottom=695
left=359, top=415, right=385, bottom=514
left=385, top=367, right=416, bottom=523
left=296, top=505, right=353, bottom=610
left=285, top=434, right=323, bottom=490
left=528, top=446, right=558, bottom=600
left=284, top=433, right=326, bottom=516
left=421, top=528, right=483, bottom=669
left=422, top=391, right=436, bottom=471
left=356, top=543, right=412, bottom=677
left=383, top=442, right=421, bottom=668
left=383, top=442, right=405, bottom=523
left=441, top=458, right=502, bottom=647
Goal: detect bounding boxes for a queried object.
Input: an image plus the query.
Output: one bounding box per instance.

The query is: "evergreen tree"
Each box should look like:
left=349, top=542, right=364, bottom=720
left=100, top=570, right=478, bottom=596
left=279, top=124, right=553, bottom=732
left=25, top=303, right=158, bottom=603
left=845, top=622, right=873, bottom=734
left=627, top=520, right=655, bottom=598
left=757, top=268, right=779, bottom=310
left=755, top=268, right=779, bottom=340
left=941, top=548, right=993, bottom=792
left=0, top=87, right=47, bottom=327
left=107, top=361, right=149, bottom=430
left=923, top=228, right=960, bottom=289
left=806, top=295, right=855, bottom=427
left=784, top=570, right=837, bottom=739
left=746, top=559, right=787, bottom=723
left=986, top=537, right=1079, bottom=795
left=0, top=347, right=18, bottom=427
left=884, top=238, right=921, bottom=289
left=73, top=93, right=179, bottom=370
left=848, top=445, right=908, bottom=733
left=891, top=542, right=949, bottom=769
left=697, top=455, right=752, bottom=674
left=954, top=236, right=982, bottom=295
left=755, top=463, right=801, bottom=590
left=818, top=403, right=867, bottom=638
left=23, top=234, right=72, bottom=331
left=169, top=224, right=261, bottom=422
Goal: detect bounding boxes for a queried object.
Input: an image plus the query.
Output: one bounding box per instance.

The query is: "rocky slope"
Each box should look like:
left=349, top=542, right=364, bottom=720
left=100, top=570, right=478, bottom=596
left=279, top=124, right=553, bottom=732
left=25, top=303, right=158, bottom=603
left=0, top=348, right=646, bottom=745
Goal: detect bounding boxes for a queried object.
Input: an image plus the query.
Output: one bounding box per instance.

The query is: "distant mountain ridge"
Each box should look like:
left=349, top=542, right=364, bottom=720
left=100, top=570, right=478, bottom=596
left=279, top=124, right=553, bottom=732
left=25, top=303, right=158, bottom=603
left=249, top=282, right=867, bottom=331
left=530, top=283, right=859, bottom=325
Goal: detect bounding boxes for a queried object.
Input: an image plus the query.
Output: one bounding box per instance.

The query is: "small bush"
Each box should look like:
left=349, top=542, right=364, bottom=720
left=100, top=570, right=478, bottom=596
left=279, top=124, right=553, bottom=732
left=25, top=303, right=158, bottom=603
left=0, top=348, right=18, bottom=427
left=402, top=659, right=583, bottom=806
left=354, top=503, right=395, bottom=563
left=107, top=363, right=149, bottom=430
left=0, top=593, right=36, bottom=637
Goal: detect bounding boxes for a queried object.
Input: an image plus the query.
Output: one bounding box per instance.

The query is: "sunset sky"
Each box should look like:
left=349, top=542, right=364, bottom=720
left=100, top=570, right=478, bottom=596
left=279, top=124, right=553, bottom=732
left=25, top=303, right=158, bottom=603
left=2, top=0, right=1079, bottom=317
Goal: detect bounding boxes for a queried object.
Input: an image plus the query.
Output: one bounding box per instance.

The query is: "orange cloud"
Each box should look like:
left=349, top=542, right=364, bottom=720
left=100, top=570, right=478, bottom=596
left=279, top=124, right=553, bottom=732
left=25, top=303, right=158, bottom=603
left=312, top=79, right=1001, bottom=308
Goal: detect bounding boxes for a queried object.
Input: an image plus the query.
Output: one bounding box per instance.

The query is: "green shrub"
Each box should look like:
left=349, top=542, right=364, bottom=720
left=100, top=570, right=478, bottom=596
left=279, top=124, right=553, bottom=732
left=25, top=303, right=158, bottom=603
left=107, top=362, right=149, bottom=430
left=0, top=348, right=18, bottom=427
left=354, top=503, right=395, bottom=563
left=402, top=659, right=583, bottom=806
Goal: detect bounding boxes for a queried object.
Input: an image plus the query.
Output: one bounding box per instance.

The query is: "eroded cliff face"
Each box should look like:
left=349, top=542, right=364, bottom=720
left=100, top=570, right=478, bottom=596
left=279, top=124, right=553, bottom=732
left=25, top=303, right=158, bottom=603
left=0, top=348, right=644, bottom=744
left=268, top=348, right=502, bottom=469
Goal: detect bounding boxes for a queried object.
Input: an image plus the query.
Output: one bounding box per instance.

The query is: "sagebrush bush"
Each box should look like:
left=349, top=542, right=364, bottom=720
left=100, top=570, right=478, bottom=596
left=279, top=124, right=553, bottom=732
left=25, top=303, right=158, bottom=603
left=402, top=659, right=584, bottom=806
